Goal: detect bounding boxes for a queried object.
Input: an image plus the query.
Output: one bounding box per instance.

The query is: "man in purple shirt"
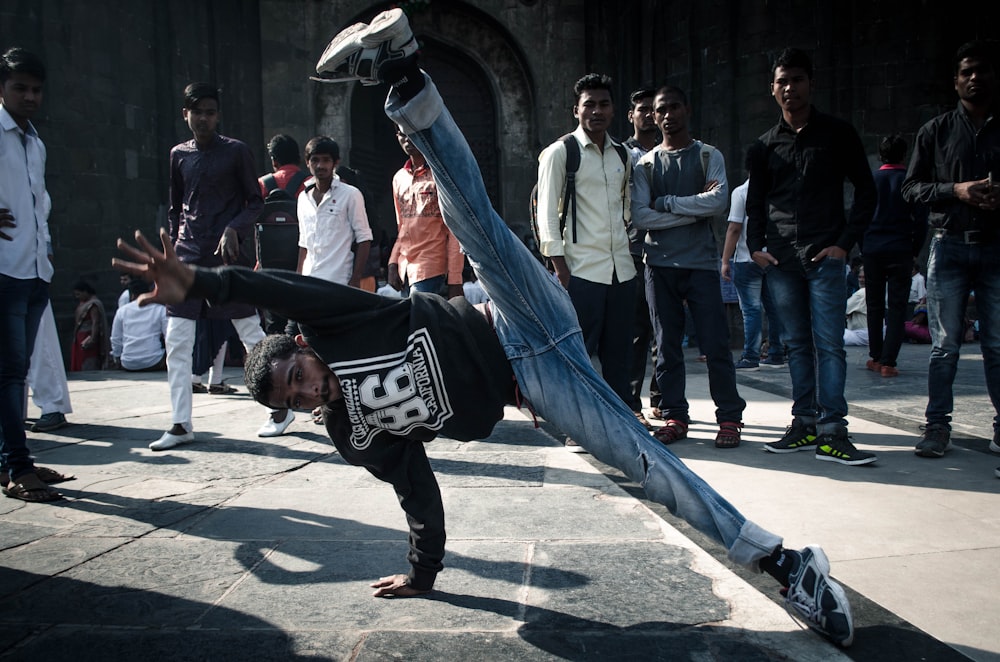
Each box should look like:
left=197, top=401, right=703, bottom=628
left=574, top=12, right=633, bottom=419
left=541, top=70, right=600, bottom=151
left=154, top=82, right=292, bottom=451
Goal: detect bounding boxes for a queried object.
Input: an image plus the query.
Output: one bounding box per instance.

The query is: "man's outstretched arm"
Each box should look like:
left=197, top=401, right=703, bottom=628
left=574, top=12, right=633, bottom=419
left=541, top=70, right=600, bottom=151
left=115, top=229, right=397, bottom=328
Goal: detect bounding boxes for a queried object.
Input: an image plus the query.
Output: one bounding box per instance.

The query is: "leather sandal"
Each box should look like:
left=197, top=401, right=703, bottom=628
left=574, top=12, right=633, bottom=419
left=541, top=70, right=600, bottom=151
left=653, top=420, right=688, bottom=445
left=1, top=466, right=74, bottom=488
left=2, top=472, right=63, bottom=502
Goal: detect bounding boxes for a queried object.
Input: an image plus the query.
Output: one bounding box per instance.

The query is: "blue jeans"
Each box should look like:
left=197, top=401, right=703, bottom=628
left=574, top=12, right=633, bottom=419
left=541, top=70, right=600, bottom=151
left=0, top=275, right=49, bottom=479
left=646, top=266, right=745, bottom=423
left=733, top=261, right=784, bottom=363
left=925, top=234, right=1000, bottom=427
left=386, top=74, right=781, bottom=567
left=766, top=259, right=849, bottom=433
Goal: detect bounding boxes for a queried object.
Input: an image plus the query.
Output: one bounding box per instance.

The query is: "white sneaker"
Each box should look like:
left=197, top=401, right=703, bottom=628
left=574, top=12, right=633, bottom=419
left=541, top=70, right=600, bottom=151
left=258, top=410, right=295, bottom=438
left=149, top=429, right=194, bottom=451
left=785, top=545, right=854, bottom=647
left=313, top=8, right=417, bottom=86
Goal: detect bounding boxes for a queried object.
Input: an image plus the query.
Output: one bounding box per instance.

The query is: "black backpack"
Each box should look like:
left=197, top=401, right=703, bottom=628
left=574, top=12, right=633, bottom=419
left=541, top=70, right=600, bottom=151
left=529, top=134, right=629, bottom=265
left=255, top=170, right=308, bottom=271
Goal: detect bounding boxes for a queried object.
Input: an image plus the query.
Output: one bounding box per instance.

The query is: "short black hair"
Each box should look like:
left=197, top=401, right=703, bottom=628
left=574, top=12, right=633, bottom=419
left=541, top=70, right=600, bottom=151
left=629, top=87, right=656, bottom=109
left=267, top=134, right=301, bottom=166
left=772, top=48, right=813, bottom=79
left=573, top=73, right=614, bottom=103
left=0, top=47, right=46, bottom=85
left=878, top=134, right=907, bottom=164
left=73, top=279, right=96, bottom=295
left=244, top=333, right=300, bottom=405
left=127, top=279, right=150, bottom=299
left=654, top=85, right=689, bottom=106
left=305, top=136, right=340, bottom=162
left=182, top=82, right=219, bottom=109
left=954, top=40, right=997, bottom=74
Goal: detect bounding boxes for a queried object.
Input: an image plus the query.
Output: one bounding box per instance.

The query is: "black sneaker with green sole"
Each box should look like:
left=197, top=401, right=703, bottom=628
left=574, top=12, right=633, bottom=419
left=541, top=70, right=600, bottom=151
left=764, top=420, right=817, bottom=453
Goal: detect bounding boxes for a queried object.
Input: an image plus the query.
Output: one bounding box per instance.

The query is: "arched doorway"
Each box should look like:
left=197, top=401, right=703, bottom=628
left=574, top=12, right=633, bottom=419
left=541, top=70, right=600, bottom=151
left=348, top=39, right=500, bottom=248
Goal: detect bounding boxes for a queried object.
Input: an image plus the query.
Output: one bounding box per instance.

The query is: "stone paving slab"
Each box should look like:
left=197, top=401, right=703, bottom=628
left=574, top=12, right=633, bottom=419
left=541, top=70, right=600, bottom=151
left=0, top=368, right=865, bottom=661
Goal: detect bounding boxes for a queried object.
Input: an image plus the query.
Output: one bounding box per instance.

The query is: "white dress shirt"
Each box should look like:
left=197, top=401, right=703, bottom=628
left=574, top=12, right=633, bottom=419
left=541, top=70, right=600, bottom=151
left=111, top=300, right=168, bottom=370
left=297, top=176, right=372, bottom=285
left=0, top=104, right=52, bottom=281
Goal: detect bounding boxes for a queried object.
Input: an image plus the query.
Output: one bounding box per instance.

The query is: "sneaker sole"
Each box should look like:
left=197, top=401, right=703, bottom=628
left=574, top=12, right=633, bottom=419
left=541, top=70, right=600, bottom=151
left=763, top=443, right=817, bottom=454
left=914, top=441, right=952, bottom=458
left=316, top=23, right=368, bottom=74
left=797, top=545, right=855, bottom=647
left=815, top=453, right=877, bottom=466
left=990, top=440, right=1000, bottom=453
left=316, top=9, right=412, bottom=78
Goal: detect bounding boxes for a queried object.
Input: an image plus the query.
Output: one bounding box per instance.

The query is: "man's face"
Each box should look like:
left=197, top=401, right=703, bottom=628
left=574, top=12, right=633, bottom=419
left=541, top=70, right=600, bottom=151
left=955, top=56, right=996, bottom=105
left=266, top=348, right=342, bottom=411
left=573, top=88, right=614, bottom=136
left=628, top=96, right=656, bottom=134
left=0, top=72, right=44, bottom=125
left=771, top=66, right=813, bottom=114
left=653, top=92, right=690, bottom=137
left=397, top=131, right=421, bottom=158
left=308, top=153, right=337, bottom=184
left=182, top=98, right=219, bottom=143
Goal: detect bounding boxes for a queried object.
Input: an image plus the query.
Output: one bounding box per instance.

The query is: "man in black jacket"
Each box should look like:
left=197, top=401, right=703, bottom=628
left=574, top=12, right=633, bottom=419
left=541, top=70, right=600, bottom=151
left=114, top=10, right=856, bottom=647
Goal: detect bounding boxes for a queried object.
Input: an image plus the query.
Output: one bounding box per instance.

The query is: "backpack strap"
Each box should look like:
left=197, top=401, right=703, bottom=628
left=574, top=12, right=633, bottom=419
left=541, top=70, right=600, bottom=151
left=284, top=170, right=308, bottom=196
left=262, top=173, right=278, bottom=193
left=560, top=134, right=581, bottom=243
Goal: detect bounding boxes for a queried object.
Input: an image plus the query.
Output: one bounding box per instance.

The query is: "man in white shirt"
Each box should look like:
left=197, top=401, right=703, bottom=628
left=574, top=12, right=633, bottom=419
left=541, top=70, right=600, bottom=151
left=296, top=136, right=372, bottom=287
left=535, top=74, right=636, bottom=437
left=0, top=48, right=69, bottom=502
left=111, top=280, right=168, bottom=371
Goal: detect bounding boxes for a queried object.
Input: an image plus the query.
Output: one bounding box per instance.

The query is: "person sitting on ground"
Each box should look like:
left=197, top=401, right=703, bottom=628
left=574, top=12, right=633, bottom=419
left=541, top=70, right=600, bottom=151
left=114, top=11, right=856, bottom=647
left=111, top=279, right=167, bottom=371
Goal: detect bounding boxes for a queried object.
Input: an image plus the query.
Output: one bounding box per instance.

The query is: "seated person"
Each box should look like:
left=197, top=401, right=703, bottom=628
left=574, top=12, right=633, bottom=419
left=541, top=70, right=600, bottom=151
left=110, top=279, right=167, bottom=371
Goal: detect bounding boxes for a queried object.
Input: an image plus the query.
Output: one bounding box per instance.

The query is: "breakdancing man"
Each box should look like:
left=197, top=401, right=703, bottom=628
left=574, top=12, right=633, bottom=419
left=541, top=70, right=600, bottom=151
left=114, top=9, right=855, bottom=647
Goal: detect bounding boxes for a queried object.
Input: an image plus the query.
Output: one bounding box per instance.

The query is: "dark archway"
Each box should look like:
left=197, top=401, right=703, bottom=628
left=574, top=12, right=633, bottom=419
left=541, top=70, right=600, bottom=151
left=348, top=39, right=500, bottom=246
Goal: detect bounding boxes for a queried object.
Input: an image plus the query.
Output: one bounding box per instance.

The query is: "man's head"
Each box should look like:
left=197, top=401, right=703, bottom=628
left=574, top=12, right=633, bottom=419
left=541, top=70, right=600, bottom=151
left=304, top=136, right=340, bottom=186
left=653, top=86, right=691, bottom=140
left=127, top=279, right=150, bottom=301
left=953, top=40, right=997, bottom=108
left=878, top=134, right=907, bottom=164
left=572, top=73, right=615, bottom=138
left=770, top=48, right=814, bottom=115
left=0, top=47, right=46, bottom=127
left=395, top=126, right=422, bottom=161
left=267, top=134, right=301, bottom=168
left=627, top=87, right=657, bottom=138
left=244, top=334, right=342, bottom=411
left=181, top=82, right=220, bottom=144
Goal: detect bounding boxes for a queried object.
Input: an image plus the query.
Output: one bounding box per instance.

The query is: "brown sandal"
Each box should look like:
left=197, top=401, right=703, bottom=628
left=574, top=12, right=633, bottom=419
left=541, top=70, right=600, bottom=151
left=1, top=465, right=74, bottom=488
left=2, top=472, right=63, bottom=502
left=715, top=421, right=743, bottom=449
left=653, top=419, right=688, bottom=445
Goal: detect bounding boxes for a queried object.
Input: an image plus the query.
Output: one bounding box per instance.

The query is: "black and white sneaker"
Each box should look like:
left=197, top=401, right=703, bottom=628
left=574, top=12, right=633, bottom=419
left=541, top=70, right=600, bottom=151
left=784, top=545, right=855, bottom=647
left=313, top=8, right=418, bottom=86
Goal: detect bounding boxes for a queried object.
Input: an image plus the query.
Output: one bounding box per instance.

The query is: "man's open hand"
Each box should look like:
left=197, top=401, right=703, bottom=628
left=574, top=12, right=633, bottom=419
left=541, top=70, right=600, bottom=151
left=370, top=574, right=431, bottom=598
left=112, top=228, right=195, bottom=306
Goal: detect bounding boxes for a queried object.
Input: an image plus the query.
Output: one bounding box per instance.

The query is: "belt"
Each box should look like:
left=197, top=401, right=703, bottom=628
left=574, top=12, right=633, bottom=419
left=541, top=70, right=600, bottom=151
left=934, top=228, right=993, bottom=245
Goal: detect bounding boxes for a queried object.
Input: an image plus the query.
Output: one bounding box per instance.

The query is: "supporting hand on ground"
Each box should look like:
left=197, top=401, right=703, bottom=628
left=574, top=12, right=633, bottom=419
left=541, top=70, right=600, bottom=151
left=370, top=574, right=431, bottom=598
left=113, top=228, right=195, bottom=306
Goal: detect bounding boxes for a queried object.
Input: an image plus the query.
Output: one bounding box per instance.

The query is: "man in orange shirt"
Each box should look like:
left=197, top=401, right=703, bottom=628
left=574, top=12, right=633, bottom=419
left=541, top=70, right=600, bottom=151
left=388, top=127, right=463, bottom=298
